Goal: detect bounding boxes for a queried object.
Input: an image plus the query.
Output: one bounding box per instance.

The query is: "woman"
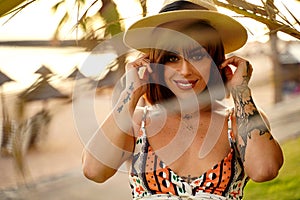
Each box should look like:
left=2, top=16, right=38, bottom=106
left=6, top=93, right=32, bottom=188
left=82, top=0, right=284, bottom=199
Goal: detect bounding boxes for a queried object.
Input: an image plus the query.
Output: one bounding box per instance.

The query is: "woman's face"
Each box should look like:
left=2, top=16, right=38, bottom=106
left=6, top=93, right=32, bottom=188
left=163, top=46, right=212, bottom=99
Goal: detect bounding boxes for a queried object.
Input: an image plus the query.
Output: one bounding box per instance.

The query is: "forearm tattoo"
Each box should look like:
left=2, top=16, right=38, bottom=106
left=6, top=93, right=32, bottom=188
left=117, top=82, right=134, bottom=113
left=231, top=67, right=272, bottom=162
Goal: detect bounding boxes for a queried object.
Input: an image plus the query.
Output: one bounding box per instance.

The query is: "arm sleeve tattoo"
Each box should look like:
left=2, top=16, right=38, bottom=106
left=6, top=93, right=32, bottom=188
left=231, top=73, right=273, bottom=162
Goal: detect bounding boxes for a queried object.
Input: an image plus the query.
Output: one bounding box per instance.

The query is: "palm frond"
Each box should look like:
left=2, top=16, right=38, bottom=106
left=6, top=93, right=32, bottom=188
left=51, top=0, right=65, bottom=13
left=227, top=0, right=267, bottom=16
left=138, top=0, right=147, bottom=17
left=71, top=0, right=99, bottom=33
left=99, top=0, right=123, bottom=37
left=282, top=2, right=300, bottom=26
left=53, top=12, right=70, bottom=40
left=0, top=0, right=27, bottom=17
left=1, top=0, right=36, bottom=25
left=213, top=0, right=300, bottom=40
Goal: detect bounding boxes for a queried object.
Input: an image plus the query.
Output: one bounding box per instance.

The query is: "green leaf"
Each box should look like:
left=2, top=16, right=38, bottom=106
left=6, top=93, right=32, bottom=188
left=99, top=0, right=123, bottom=37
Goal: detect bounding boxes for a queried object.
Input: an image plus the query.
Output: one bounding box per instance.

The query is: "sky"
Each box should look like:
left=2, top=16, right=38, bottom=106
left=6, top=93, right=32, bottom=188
left=0, top=0, right=299, bottom=42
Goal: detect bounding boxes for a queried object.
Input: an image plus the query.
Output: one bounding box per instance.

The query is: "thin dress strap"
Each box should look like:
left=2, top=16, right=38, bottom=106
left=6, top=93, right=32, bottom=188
left=227, top=108, right=243, bottom=162
left=141, top=106, right=148, bottom=130
left=227, top=108, right=236, bottom=147
left=132, top=106, right=149, bottom=154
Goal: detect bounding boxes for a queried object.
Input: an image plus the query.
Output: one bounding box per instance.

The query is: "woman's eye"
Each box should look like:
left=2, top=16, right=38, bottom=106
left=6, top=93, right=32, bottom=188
left=190, top=54, right=204, bottom=61
left=166, top=55, right=179, bottom=63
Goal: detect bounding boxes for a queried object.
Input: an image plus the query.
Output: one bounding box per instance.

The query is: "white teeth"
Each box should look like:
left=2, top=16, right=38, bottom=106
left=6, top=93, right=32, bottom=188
left=178, top=82, right=192, bottom=87
left=174, top=80, right=196, bottom=90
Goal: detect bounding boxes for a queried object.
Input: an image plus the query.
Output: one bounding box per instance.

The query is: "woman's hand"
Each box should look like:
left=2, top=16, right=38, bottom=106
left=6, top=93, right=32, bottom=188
left=125, top=54, right=152, bottom=96
left=220, top=56, right=253, bottom=91
left=123, top=54, right=152, bottom=112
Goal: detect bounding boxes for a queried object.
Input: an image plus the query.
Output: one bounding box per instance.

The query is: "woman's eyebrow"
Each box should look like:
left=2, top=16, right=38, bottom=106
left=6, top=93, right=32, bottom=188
left=189, top=46, right=205, bottom=54
left=167, top=49, right=180, bottom=55
left=182, top=46, right=203, bottom=57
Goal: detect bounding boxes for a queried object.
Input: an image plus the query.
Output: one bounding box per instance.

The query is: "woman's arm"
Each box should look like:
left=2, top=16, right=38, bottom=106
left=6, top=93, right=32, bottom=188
left=82, top=54, right=152, bottom=183
left=82, top=89, right=136, bottom=183
left=221, top=56, right=284, bottom=182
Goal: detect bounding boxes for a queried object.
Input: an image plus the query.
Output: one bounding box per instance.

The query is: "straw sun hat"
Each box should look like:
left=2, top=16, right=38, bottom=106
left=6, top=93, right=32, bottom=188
left=123, top=0, right=248, bottom=54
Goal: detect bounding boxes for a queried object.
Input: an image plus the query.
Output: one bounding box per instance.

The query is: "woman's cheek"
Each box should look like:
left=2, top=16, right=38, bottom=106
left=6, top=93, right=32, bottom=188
left=194, top=64, right=211, bottom=83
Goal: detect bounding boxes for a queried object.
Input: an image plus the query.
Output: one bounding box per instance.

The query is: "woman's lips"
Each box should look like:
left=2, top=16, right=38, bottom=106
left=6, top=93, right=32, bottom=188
left=173, top=80, right=198, bottom=90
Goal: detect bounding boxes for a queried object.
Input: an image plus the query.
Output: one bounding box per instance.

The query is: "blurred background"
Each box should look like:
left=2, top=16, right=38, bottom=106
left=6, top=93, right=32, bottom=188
left=0, top=0, right=299, bottom=199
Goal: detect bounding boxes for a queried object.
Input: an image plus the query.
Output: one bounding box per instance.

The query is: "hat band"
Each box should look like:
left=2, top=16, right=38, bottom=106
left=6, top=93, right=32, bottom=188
left=159, top=1, right=209, bottom=13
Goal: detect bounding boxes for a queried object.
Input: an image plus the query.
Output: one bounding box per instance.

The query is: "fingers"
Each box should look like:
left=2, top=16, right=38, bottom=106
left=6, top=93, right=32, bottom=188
left=223, top=66, right=233, bottom=81
left=128, top=54, right=152, bottom=74
left=245, top=61, right=253, bottom=76
left=220, top=56, right=246, bottom=69
left=220, top=56, right=253, bottom=76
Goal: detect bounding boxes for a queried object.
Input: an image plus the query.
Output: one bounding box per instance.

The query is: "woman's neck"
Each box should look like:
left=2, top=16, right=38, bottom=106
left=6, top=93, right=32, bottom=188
left=154, top=97, right=227, bottom=118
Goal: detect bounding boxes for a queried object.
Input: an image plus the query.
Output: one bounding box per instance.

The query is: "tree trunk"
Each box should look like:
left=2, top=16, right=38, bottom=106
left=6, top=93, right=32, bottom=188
left=266, top=0, right=283, bottom=103
left=269, top=31, right=283, bottom=103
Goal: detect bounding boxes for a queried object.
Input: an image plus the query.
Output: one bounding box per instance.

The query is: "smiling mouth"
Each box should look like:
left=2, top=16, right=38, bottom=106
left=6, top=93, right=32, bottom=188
left=174, top=80, right=198, bottom=90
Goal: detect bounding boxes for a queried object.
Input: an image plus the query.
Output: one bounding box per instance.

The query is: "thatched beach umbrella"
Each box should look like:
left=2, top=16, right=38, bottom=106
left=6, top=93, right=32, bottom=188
left=0, top=70, right=13, bottom=86
left=67, top=67, right=86, bottom=80
left=17, top=77, right=69, bottom=150
left=34, top=65, right=54, bottom=78
left=19, top=78, right=68, bottom=102
left=12, top=77, right=68, bottom=177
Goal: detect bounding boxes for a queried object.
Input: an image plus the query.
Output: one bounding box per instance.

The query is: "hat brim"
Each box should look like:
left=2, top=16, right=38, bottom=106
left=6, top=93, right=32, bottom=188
left=124, top=10, right=248, bottom=54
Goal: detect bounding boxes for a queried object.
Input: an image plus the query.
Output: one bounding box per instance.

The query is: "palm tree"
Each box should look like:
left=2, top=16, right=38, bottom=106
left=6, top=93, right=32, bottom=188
left=212, top=0, right=300, bottom=102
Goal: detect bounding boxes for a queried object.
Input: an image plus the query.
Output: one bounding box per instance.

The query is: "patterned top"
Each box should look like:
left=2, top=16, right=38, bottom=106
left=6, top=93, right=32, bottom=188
left=129, top=107, right=249, bottom=200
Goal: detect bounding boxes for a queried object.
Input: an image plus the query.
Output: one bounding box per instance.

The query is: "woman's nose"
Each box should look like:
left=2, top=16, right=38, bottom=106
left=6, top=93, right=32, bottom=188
left=179, top=59, right=192, bottom=76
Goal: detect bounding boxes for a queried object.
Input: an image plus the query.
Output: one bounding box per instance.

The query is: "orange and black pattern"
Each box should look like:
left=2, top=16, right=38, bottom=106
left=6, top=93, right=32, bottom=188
left=129, top=108, right=249, bottom=199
